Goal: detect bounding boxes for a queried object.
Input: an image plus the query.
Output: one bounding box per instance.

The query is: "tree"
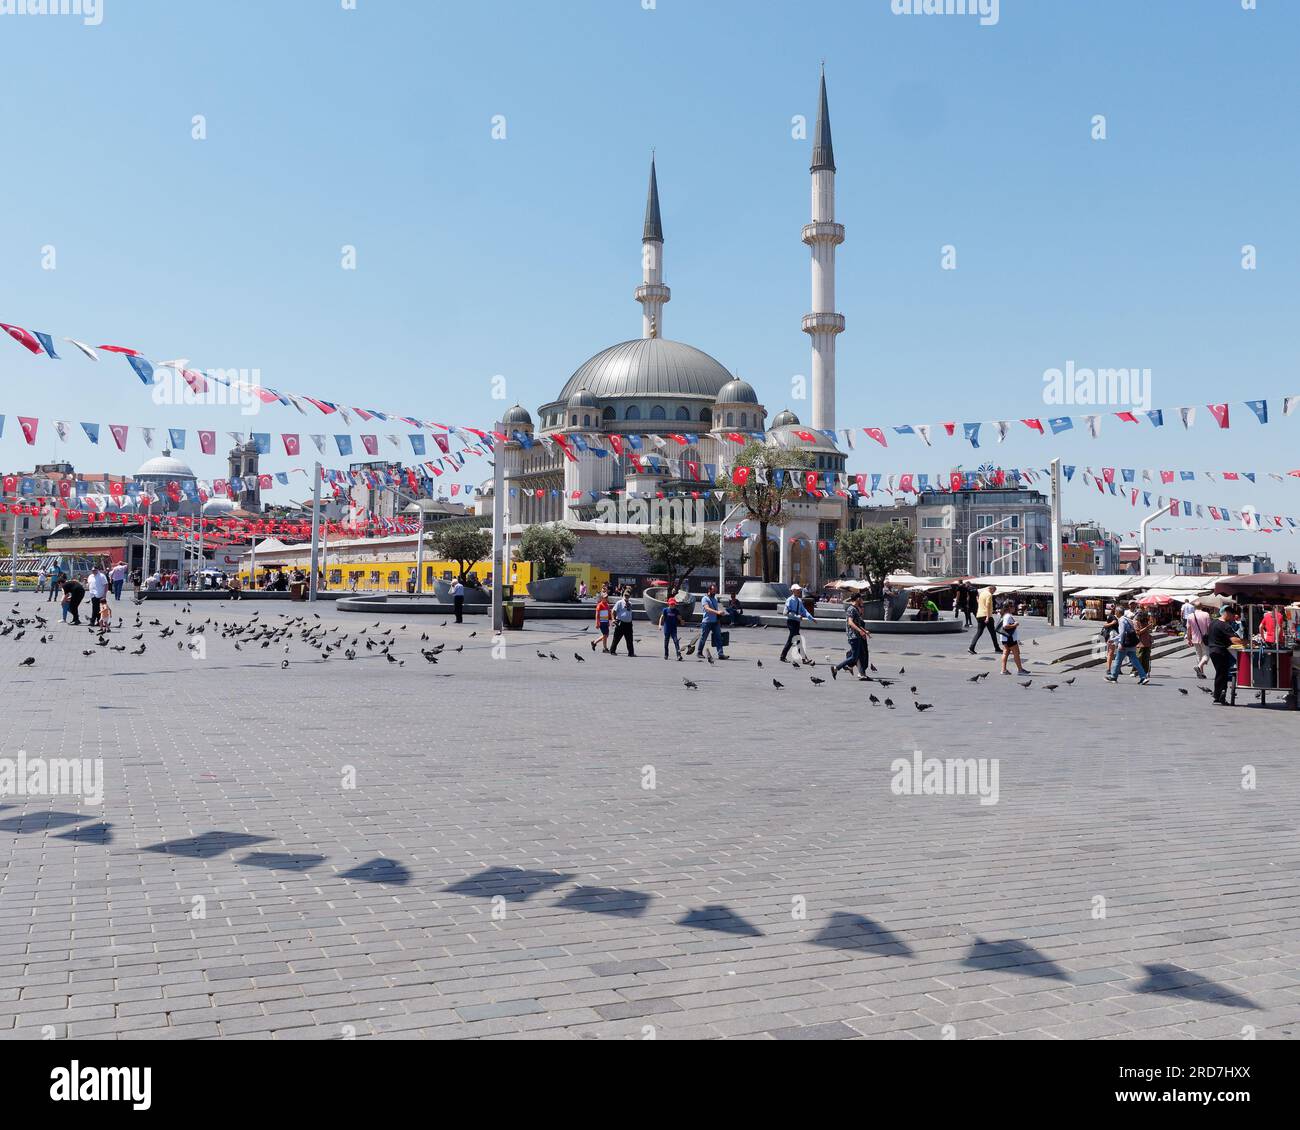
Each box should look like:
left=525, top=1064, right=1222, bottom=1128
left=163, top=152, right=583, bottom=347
left=720, top=441, right=815, bottom=582
left=640, top=528, right=722, bottom=596
left=838, top=524, right=915, bottom=599
left=516, top=522, right=577, bottom=580
left=426, top=524, right=492, bottom=582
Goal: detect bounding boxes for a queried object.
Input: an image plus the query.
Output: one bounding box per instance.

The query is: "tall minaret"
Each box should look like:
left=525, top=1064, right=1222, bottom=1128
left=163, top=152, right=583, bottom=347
left=635, top=155, right=670, bottom=339
left=802, top=67, right=845, bottom=431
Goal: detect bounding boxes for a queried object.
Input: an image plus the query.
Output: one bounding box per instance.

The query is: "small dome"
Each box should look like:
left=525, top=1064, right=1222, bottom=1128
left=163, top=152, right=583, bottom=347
left=502, top=404, right=533, bottom=426
left=716, top=378, right=758, bottom=404
left=136, top=450, right=196, bottom=479
left=568, top=387, right=598, bottom=409
left=770, top=408, right=800, bottom=428
left=202, top=497, right=237, bottom=517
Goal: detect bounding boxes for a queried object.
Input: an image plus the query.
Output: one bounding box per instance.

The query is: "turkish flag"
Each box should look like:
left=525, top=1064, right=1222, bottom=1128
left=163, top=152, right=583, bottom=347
left=18, top=417, right=38, bottom=445
left=109, top=424, right=128, bottom=451
left=199, top=430, right=215, bottom=454
left=0, top=324, right=42, bottom=354
left=282, top=434, right=301, bottom=455
left=98, top=345, right=141, bottom=356
left=732, top=466, right=751, bottom=487
left=950, top=472, right=964, bottom=492
left=864, top=427, right=887, bottom=448
left=361, top=435, right=378, bottom=455
left=258, top=474, right=272, bottom=490
left=794, top=430, right=816, bottom=443
left=804, top=471, right=818, bottom=493
left=1207, top=403, right=1230, bottom=428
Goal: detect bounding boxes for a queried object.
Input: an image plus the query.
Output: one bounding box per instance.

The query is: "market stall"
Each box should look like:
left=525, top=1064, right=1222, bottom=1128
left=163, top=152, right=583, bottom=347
left=1213, top=573, right=1300, bottom=709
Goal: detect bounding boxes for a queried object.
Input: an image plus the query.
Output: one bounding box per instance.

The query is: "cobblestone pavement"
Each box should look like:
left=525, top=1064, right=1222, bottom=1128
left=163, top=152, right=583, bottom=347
left=0, top=593, right=1297, bottom=1040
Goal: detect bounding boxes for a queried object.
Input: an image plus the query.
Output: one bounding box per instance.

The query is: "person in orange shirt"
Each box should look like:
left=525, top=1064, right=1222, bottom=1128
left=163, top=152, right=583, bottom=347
left=591, top=590, right=612, bottom=653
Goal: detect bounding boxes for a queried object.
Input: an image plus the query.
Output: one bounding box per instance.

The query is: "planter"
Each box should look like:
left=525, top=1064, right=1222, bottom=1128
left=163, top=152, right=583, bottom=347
left=432, top=579, right=489, bottom=605
left=526, top=575, right=576, bottom=603
left=643, top=585, right=696, bottom=624
left=737, top=581, right=789, bottom=609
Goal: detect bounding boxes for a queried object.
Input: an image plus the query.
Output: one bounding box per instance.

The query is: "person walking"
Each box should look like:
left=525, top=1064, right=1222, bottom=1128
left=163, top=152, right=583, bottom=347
left=109, top=559, right=127, bottom=602
left=779, top=584, right=815, bottom=663
left=969, top=584, right=1001, bottom=654
left=1105, top=609, right=1150, bottom=684
left=658, top=596, right=683, bottom=660
left=591, top=589, right=612, bottom=652
left=694, top=583, right=728, bottom=661
left=1205, top=604, right=1243, bottom=705
left=61, top=577, right=85, bottom=625
left=831, top=592, right=871, bottom=680
left=1186, top=602, right=1212, bottom=678
left=998, top=602, right=1029, bottom=675
left=609, top=587, right=636, bottom=656
left=87, top=566, right=109, bottom=631
left=1135, top=611, right=1154, bottom=677
left=48, top=565, right=65, bottom=602
left=450, top=576, right=465, bottom=623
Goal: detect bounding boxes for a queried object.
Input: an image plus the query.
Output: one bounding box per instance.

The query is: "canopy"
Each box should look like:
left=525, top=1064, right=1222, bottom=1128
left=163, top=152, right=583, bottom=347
left=1137, top=592, right=1175, bottom=606
left=1213, top=572, right=1300, bottom=604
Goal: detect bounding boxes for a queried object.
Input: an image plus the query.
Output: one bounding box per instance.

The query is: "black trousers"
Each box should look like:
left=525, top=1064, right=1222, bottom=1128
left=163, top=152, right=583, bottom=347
left=835, top=636, right=867, bottom=675
left=779, top=618, right=807, bottom=661
left=610, top=621, right=634, bottom=655
left=1210, top=649, right=1233, bottom=703
left=90, top=596, right=104, bottom=626
left=453, top=596, right=464, bottom=623
left=970, top=616, right=1002, bottom=652
left=67, top=593, right=83, bottom=624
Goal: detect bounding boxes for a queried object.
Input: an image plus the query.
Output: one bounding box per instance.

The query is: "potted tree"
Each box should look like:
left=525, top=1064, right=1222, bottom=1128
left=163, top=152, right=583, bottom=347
left=721, top=440, right=814, bottom=603
left=519, top=523, right=578, bottom=602
left=837, top=524, right=916, bottom=620
left=639, top=528, right=720, bottom=625
left=426, top=524, right=493, bottom=605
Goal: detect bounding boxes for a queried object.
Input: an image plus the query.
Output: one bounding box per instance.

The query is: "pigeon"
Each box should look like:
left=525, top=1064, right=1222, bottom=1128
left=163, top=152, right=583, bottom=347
left=683, top=679, right=698, bottom=690
left=1043, top=684, right=1059, bottom=691
left=772, top=679, right=784, bottom=689
left=132, top=633, right=144, bottom=641
left=869, top=694, right=880, bottom=705
left=1198, top=686, right=1213, bottom=695
left=884, top=698, right=894, bottom=708
left=111, top=646, right=126, bottom=653
left=81, top=649, right=95, bottom=657
left=1020, top=680, right=1033, bottom=688
left=810, top=676, right=825, bottom=686
left=1064, top=677, right=1076, bottom=685
left=898, top=666, right=905, bottom=675
left=468, top=631, right=477, bottom=638
left=131, top=646, right=146, bottom=656
left=968, top=674, right=982, bottom=683
left=574, top=652, right=585, bottom=662
left=790, top=661, right=801, bottom=669
left=1031, top=639, right=1039, bottom=646
left=706, top=654, right=714, bottom=666
left=455, top=645, right=464, bottom=653
left=1178, top=688, right=1189, bottom=695
left=914, top=702, right=934, bottom=711
left=755, top=660, right=763, bottom=668
left=910, top=686, right=918, bottom=695
left=281, top=659, right=290, bottom=669
left=876, top=679, right=894, bottom=688
left=386, top=653, right=398, bottom=663
left=18, top=657, right=34, bottom=667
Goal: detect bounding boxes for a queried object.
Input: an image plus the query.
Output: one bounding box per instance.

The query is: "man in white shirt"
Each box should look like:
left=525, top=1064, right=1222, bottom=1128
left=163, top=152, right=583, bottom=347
left=87, top=566, right=109, bottom=629
left=109, top=560, right=128, bottom=601
left=1185, top=604, right=1212, bottom=679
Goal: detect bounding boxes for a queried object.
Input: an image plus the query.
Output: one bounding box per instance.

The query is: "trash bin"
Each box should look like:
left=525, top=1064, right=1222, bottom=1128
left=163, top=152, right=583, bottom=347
left=504, top=601, right=525, bottom=630
left=290, top=581, right=306, bottom=602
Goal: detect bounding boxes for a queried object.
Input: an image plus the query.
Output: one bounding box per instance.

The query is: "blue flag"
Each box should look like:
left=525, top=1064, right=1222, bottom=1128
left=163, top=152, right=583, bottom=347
left=1048, top=417, right=1073, bottom=435
left=1245, top=399, right=1268, bottom=424
left=1146, top=409, right=1164, bottom=427
left=963, top=422, right=981, bottom=448
left=126, top=355, right=155, bottom=385
left=33, top=332, right=59, bottom=359
left=82, top=422, right=100, bottom=444
left=251, top=433, right=271, bottom=455
left=335, top=435, right=353, bottom=456
left=408, top=434, right=426, bottom=455
left=168, top=428, right=186, bottom=450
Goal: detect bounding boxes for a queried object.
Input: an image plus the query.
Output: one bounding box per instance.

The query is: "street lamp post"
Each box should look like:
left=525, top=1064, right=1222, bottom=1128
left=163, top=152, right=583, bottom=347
left=965, top=514, right=1015, bottom=579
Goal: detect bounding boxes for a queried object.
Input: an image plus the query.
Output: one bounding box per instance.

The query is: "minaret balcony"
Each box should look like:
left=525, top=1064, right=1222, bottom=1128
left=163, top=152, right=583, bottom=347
left=802, top=312, right=845, bottom=335
left=801, top=222, right=845, bottom=247
left=635, top=283, right=672, bottom=303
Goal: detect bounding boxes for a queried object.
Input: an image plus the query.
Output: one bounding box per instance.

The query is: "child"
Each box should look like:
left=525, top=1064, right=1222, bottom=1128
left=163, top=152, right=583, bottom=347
left=658, top=597, right=683, bottom=660
left=98, top=596, right=113, bottom=633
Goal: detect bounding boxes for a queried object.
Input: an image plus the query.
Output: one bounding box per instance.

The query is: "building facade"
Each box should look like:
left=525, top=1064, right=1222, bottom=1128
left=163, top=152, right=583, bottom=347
left=915, top=488, right=1052, bottom=577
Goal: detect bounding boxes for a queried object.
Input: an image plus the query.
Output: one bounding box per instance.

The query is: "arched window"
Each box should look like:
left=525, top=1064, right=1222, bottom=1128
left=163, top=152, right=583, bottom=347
left=602, top=406, right=615, bottom=420
left=583, top=414, right=590, bottom=427
left=699, top=408, right=711, bottom=424
left=626, top=405, right=641, bottom=421
left=570, top=414, right=577, bottom=426
left=675, top=405, right=690, bottom=421
left=650, top=404, right=666, bottom=420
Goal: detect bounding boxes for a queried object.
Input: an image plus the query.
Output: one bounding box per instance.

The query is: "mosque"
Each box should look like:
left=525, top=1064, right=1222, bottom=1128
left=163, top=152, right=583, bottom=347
left=484, top=71, right=851, bottom=589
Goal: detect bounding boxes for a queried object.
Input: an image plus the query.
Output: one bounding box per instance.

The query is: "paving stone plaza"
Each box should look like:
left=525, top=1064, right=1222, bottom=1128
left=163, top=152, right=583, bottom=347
left=1, top=593, right=1297, bottom=1041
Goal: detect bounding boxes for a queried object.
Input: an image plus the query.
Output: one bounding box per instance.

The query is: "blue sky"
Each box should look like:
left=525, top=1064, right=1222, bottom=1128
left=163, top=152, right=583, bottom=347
left=1, top=0, right=1296, bottom=561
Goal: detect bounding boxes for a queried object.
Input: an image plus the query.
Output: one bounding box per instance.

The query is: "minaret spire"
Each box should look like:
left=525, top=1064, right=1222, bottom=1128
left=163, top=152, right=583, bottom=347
left=802, top=67, right=845, bottom=431
left=636, top=153, right=670, bottom=339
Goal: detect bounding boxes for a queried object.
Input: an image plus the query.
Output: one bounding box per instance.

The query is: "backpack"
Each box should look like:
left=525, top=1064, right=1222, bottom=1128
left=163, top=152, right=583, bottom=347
left=1118, top=617, right=1138, bottom=648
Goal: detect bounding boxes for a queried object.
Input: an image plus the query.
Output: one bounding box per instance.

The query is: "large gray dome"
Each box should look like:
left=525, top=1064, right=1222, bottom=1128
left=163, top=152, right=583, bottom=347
left=136, top=451, right=196, bottom=479
left=556, top=338, right=732, bottom=402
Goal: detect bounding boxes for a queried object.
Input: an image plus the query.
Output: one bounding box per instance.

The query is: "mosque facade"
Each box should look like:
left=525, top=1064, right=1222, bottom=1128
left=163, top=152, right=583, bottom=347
left=484, top=72, right=851, bottom=589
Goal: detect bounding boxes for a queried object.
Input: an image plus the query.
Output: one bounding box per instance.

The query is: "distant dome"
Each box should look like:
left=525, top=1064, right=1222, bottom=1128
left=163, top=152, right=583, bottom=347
left=770, top=408, right=800, bottom=427
left=556, top=338, right=732, bottom=402
left=568, top=387, right=599, bottom=409
left=502, top=404, right=533, bottom=426
left=136, top=450, right=196, bottom=479
left=202, top=497, right=237, bottom=517
left=717, top=378, right=758, bottom=404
